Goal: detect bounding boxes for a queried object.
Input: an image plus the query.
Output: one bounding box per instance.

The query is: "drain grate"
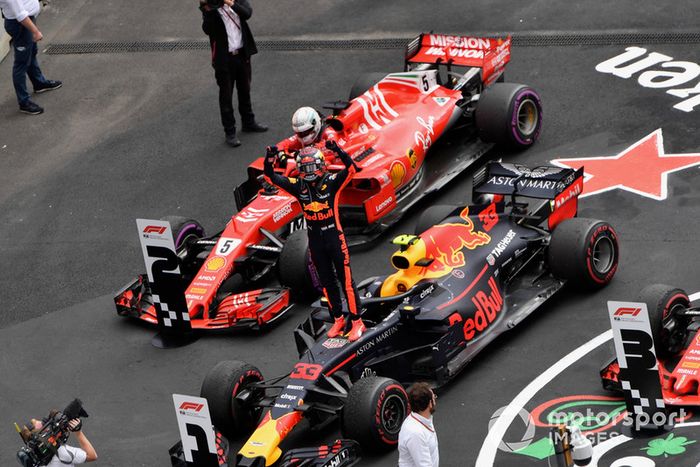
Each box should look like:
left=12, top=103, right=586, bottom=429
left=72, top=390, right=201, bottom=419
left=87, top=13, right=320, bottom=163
left=45, top=32, right=700, bottom=55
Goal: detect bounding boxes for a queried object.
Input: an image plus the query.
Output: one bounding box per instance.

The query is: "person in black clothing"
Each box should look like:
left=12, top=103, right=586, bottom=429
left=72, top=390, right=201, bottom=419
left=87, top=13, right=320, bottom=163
left=264, top=140, right=366, bottom=341
left=200, top=0, right=267, bottom=148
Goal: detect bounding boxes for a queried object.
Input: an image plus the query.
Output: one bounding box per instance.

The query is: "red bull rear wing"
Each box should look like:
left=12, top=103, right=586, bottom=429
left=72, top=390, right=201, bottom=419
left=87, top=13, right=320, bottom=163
left=473, top=161, right=584, bottom=201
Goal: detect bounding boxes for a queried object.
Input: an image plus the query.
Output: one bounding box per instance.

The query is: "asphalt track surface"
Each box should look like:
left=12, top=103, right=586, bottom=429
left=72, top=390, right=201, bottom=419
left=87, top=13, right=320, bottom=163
left=1, top=1, right=699, bottom=466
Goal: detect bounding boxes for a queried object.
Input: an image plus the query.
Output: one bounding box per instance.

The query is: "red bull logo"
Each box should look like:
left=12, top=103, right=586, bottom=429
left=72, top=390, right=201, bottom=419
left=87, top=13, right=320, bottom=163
left=419, top=207, right=491, bottom=276
left=421, top=222, right=491, bottom=273
left=381, top=208, right=491, bottom=296
left=304, top=201, right=330, bottom=213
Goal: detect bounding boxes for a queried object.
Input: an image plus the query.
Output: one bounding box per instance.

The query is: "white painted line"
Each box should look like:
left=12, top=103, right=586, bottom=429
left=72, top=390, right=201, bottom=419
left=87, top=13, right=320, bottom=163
left=476, top=330, right=613, bottom=466
left=590, top=421, right=700, bottom=466
left=478, top=290, right=700, bottom=466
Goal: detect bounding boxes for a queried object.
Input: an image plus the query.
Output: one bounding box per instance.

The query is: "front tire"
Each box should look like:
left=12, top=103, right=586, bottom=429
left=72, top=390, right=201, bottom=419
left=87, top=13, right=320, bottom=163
left=160, top=216, right=205, bottom=251
left=200, top=361, right=264, bottom=439
left=341, top=376, right=409, bottom=452
left=640, top=284, right=690, bottom=357
left=548, top=218, right=619, bottom=289
left=278, top=228, right=314, bottom=297
left=475, top=83, right=542, bottom=148
left=160, top=216, right=205, bottom=275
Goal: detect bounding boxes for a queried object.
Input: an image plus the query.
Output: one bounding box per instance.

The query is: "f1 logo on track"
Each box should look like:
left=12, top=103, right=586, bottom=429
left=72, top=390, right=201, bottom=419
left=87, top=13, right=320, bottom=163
left=179, top=402, right=204, bottom=412
left=614, top=307, right=642, bottom=317
left=143, top=225, right=167, bottom=234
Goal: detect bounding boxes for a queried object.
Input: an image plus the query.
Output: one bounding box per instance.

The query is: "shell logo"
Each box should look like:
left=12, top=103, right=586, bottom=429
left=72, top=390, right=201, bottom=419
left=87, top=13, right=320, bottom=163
left=205, top=256, right=226, bottom=272
left=390, top=161, right=406, bottom=188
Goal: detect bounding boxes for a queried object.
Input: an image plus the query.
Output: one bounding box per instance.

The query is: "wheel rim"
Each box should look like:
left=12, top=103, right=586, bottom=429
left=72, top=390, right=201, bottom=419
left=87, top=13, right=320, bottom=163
left=516, top=98, right=539, bottom=137
left=591, top=236, right=615, bottom=275
left=380, top=394, right=406, bottom=435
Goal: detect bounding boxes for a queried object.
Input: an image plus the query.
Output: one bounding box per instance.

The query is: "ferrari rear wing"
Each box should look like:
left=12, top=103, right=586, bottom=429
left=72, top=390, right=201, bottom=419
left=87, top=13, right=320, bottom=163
left=473, top=161, right=584, bottom=201
left=405, top=33, right=511, bottom=81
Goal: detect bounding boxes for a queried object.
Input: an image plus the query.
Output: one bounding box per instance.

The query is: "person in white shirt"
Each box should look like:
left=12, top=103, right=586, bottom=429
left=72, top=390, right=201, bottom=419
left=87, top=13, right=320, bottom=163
left=200, top=0, right=267, bottom=148
left=30, top=418, right=98, bottom=467
left=1, top=0, right=62, bottom=115
left=398, top=382, right=440, bottom=467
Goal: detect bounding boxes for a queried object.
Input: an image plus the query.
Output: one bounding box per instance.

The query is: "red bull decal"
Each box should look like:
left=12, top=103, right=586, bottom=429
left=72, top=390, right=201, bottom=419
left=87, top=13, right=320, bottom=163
left=304, top=201, right=330, bottom=213
left=421, top=208, right=491, bottom=276
left=464, top=277, right=503, bottom=340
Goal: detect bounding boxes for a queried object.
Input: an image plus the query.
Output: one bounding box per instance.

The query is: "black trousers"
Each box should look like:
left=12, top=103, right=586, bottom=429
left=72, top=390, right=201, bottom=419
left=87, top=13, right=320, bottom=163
left=214, top=53, right=255, bottom=135
left=308, top=228, right=361, bottom=320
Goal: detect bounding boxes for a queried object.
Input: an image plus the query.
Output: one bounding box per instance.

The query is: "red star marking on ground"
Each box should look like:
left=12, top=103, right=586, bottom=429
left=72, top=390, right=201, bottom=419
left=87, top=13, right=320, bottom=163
left=551, top=129, right=700, bottom=201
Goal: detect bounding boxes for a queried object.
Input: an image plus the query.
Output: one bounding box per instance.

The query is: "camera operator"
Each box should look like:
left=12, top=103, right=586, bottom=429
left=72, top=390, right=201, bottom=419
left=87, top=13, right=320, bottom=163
left=29, top=418, right=97, bottom=466
left=199, top=0, right=267, bottom=148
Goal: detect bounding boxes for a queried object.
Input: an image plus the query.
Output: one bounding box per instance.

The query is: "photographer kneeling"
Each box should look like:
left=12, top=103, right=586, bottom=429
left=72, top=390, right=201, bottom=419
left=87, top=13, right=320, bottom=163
left=31, top=418, right=97, bottom=466
left=17, top=399, right=97, bottom=467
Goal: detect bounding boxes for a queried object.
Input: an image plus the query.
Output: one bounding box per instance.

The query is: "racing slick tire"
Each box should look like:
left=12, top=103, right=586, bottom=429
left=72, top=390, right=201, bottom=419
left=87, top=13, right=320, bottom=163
left=278, top=229, right=314, bottom=297
left=414, top=205, right=457, bottom=235
left=341, top=376, right=409, bottom=452
left=160, top=216, right=205, bottom=251
left=200, top=360, right=264, bottom=438
left=475, top=83, right=542, bottom=149
left=349, top=72, right=389, bottom=101
left=548, top=218, right=619, bottom=289
left=639, top=284, right=691, bottom=357
left=160, top=216, right=206, bottom=276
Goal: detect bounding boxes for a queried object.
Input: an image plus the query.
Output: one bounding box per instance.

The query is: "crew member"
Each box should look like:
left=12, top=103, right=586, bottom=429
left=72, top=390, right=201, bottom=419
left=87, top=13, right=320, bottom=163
left=398, top=382, right=439, bottom=467
left=264, top=140, right=365, bottom=341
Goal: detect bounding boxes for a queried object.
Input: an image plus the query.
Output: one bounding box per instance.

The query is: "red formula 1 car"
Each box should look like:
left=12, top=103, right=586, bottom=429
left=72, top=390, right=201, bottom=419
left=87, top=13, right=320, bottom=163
left=115, top=33, right=543, bottom=332
left=602, top=285, right=700, bottom=405
left=199, top=162, right=620, bottom=466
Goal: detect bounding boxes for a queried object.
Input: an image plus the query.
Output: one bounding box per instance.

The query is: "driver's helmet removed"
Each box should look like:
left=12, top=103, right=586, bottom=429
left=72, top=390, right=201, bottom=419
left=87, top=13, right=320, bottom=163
left=292, top=107, right=322, bottom=146
left=296, top=147, right=326, bottom=182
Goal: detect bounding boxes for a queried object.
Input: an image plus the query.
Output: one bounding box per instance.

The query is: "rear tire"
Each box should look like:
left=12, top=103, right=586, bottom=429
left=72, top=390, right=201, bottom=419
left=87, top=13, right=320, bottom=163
left=639, top=284, right=690, bottom=357
left=475, top=83, right=542, bottom=148
left=200, top=360, right=264, bottom=439
left=341, top=376, right=409, bottom=452
left=548, top=218, right=619, bottom=289
left=349, top=72, right=389, bottom=101
left=414, top=205, right=458, bottom=235
left=278, top=229, right=314, bottom=297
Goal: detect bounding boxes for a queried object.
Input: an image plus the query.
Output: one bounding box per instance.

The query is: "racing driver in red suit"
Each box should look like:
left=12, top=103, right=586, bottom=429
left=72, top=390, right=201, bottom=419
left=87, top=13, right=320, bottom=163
left=276, top=106, right=339, bottom=155
left=264, top=139, right=366, bottom=341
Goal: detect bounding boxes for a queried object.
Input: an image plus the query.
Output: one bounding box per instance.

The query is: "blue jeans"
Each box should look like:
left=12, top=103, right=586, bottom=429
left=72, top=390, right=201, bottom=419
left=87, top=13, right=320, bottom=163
left=4, top=16, right=48, bottom=105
